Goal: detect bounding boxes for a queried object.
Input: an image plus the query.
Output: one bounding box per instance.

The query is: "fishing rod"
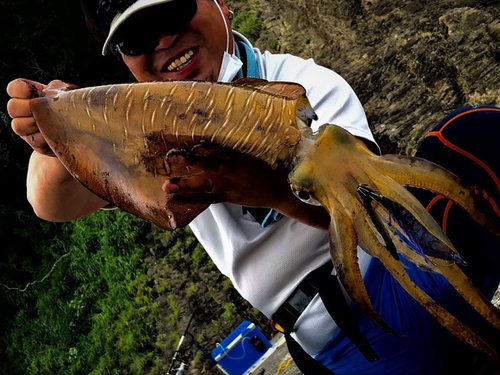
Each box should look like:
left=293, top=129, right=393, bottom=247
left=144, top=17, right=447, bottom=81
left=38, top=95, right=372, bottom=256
left=167, top=313, right=195, bottom=375
left=167, top=312, right=217, bottom=374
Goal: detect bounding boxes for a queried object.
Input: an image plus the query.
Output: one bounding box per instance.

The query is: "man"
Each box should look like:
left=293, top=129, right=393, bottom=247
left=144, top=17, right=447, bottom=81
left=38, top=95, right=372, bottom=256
left=7, top=0, right=500, bottom=373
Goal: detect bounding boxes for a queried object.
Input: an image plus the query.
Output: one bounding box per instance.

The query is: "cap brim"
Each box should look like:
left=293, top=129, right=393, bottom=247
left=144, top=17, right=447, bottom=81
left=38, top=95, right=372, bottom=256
left=102, top=0, right=176, bottom=55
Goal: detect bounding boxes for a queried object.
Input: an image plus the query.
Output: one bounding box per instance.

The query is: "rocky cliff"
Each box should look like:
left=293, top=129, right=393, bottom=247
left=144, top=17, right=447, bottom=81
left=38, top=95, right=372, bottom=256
left=254, top=0, right=500, bottom=154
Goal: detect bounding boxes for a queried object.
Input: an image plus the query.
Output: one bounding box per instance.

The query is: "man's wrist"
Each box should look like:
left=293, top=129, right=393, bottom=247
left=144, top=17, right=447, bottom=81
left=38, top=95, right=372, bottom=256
left=274, top=193, right=330, bottom=231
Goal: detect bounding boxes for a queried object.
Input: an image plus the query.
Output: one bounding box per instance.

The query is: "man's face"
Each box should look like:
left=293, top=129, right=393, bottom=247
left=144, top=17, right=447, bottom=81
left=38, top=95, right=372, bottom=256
left=118, top=0, right=232, bottom=82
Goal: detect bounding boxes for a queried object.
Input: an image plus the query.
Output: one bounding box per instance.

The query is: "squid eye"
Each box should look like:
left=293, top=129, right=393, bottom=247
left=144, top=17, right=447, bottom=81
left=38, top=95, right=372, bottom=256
left=291, top=186, right=322, bottom=206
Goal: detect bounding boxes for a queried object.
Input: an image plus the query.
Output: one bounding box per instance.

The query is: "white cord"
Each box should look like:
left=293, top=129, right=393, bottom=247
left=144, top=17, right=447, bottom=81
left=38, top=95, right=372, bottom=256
left=213, top=0, right=231, bottom=53
left=216, top=337, right=250, bottom=360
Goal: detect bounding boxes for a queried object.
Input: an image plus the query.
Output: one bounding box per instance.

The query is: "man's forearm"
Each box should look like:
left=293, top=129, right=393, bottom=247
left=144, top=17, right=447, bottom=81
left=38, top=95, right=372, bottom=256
left=274, top=189, right=330, bottom=230
left=27, top=152, right=107, bottom=221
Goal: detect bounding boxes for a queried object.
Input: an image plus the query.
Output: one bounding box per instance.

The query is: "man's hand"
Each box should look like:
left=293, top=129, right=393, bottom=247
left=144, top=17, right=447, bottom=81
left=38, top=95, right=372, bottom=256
left=7, top=78, right=64, bottom=156
left=6, top=78, right=108, bottom=221
left=162, top=145, right=286, bottom=207
left=162, top=145, right=330, bottom=230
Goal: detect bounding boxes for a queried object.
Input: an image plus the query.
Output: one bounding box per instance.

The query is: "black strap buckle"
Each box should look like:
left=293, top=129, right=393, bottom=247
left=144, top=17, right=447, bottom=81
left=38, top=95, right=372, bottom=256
left=271, top=262, right=379, bottom=362
left=271, top=263, right=332, bottom=333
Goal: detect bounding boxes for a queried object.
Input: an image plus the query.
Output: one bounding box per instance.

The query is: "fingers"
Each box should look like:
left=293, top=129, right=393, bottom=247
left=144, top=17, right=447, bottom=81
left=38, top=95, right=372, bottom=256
left=163, top=150, right=220, bottom=204
left=11, top=116, right=37, bottom=136
left=21, top=132, right=51, bottom=152
left=163, top=143, right=285, bottom=206
left=7, top=78, right=55, bottom=156
left=7, top=78, right=48, bottom=117
left=166, top=152, right=221, bottom=177
left=7, top=78, right=46, bottom=99
left=7, top=97, right=33, bottom=118
left=163, top=172, right=232, bottom=205
left=162, top=168, right=261, bottom=206
left=164, top=175, right=221, bottom=204
left=163, top=175, right=214, bottom=194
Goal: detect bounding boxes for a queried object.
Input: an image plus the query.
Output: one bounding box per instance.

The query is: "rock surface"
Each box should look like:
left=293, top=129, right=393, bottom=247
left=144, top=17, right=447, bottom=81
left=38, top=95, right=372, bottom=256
left=254, top=0, right=500, bottom=154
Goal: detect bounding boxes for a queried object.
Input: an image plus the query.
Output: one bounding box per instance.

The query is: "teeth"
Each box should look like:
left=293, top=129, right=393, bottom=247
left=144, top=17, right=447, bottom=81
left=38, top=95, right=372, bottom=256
left=167, top=50, right=195, bottom=72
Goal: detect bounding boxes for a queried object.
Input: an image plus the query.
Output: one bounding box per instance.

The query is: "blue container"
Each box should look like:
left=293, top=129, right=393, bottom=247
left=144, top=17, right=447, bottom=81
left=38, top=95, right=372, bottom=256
left=212, top=321, right=273, bottom=375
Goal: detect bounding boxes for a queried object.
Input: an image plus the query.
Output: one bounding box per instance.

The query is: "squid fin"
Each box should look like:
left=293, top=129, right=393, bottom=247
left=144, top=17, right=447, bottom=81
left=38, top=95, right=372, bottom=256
left=232, top=78, right=307, bottom=99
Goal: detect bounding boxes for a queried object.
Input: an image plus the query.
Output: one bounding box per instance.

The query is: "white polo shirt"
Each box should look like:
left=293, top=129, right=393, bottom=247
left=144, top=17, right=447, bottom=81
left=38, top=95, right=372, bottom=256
left=189, top=33, right=376, bottom=356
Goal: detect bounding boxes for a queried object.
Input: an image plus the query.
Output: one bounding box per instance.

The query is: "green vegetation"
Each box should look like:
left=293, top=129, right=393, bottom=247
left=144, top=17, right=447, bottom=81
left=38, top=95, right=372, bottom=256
left=0, top=210, right=131, bottom=372
left=2, top=211, right=159, bottom=374
left=229, top=0, right=264, bottom=43
left=271, top=38, right=280, bottom=51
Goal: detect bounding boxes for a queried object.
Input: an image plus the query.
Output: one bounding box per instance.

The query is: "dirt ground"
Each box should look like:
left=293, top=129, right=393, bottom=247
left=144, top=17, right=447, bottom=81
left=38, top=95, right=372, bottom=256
left=249, top=334, right=300, bottom=375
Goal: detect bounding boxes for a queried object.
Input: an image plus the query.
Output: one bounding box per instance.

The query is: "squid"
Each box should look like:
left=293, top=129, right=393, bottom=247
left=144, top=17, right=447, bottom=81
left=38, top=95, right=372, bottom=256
left=29, top=79, right=500, bottom=360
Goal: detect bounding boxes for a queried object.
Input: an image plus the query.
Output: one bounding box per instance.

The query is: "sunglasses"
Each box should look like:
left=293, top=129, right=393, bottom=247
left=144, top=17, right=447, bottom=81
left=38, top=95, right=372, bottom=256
left=112, top=1, right=197, bottom=56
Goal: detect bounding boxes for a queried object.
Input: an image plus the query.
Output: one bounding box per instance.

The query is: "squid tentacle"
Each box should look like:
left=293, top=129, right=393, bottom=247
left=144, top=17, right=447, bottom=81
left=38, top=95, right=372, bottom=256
left=357, top=183, right=457, bottom=264
left=434, top=263, right=500, bottom=330
left=368, top=172, right=500, bottom=332
left=377, top=208, right=442, bottom=273
left=357, top=184, right=439, bottom=272
left=328, top=192, right=400, bottom=336
left=375, top=154, right=500, bottom=236
left=353, top=214, right=500, bottom=361
left=370, top=170, right=457, bottom=256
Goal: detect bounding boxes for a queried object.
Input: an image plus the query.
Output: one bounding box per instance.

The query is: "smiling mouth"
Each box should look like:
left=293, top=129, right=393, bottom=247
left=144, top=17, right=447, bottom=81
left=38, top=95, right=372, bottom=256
left=166, top=49, right=196, bottom=72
